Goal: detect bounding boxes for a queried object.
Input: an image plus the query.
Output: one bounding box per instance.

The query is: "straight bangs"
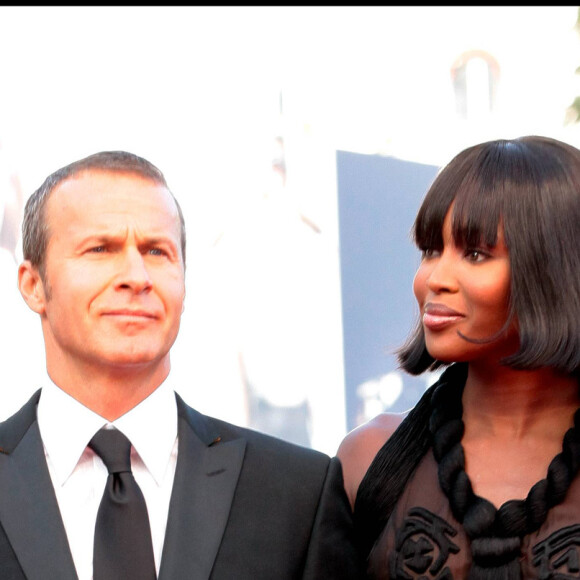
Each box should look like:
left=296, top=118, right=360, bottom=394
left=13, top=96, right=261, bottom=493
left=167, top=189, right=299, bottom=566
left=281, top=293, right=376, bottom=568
left=414, top=143, right=505, bottom=256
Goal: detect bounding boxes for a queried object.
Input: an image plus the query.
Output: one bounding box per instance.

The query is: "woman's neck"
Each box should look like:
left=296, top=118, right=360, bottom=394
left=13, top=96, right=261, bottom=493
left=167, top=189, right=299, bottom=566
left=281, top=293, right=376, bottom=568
left=462, top=363, right=579, bottom=437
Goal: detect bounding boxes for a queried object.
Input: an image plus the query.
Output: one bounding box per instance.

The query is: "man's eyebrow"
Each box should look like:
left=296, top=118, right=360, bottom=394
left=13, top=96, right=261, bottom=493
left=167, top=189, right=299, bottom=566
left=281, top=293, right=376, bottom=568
left=140, top=236, right=175, bottom=244
left=78, top=233, right=176, bottom=244
left=76, top=233, right=126, bottom=246
left=77, top=234, right=119, bottom=244
left=139, top=236, right=179, bottom=249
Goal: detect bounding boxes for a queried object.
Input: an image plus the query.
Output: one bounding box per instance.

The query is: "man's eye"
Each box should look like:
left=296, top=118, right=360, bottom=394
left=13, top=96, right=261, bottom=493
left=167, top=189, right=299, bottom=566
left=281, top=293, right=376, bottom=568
left=89, top=246, right=106, bottom=253
left=148, top=248, right=166, bottom=256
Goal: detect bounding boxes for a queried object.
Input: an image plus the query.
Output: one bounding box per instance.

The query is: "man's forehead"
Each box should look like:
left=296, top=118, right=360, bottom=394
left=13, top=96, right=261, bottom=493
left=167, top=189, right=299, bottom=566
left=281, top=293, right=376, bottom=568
left=47, top=169, right=175, bottom=211
left=45, top=171, right=180, bottom=233
left=54, top=167, right=165, bottom=192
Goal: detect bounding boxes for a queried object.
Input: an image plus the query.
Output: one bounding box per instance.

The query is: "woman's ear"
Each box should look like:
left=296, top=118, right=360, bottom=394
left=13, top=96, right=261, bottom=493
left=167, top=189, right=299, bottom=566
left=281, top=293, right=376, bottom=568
left=18, top=261, right=48, bottom=315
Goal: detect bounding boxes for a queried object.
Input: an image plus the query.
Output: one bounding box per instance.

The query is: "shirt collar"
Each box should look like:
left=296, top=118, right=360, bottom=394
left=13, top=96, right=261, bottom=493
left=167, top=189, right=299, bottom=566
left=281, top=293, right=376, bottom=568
left=37, top=377, right=178, bottom=486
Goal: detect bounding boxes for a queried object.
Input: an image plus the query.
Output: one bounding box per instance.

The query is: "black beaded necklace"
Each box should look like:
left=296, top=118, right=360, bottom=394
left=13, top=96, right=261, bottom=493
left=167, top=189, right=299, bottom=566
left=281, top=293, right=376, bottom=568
left=430, top=365, right=580, bottom=580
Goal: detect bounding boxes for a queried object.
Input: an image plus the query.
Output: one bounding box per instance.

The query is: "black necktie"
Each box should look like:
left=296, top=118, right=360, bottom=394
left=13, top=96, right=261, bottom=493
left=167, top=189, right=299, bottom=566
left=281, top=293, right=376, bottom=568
left=89, top=428, right=157, bottom=580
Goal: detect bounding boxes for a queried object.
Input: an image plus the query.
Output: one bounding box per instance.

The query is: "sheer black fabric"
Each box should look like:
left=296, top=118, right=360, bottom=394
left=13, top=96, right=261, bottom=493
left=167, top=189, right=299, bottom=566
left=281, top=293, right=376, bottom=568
left=356, top=364, right=580, bottom=580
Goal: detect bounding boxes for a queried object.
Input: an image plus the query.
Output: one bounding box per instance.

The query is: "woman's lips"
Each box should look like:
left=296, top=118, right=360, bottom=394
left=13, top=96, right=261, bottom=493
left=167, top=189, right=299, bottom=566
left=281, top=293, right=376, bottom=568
left=422, top=303, right=464, bottom=330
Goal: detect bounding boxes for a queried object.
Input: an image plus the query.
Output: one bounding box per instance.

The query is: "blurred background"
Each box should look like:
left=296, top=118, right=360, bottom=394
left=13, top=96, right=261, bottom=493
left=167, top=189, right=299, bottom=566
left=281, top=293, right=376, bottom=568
left=1, top=6, right=579, bottom=456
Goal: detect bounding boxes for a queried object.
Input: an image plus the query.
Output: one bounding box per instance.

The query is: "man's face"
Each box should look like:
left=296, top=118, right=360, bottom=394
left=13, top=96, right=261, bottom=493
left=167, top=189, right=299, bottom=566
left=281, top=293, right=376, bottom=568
left=35, top=170, right=185, bottom=377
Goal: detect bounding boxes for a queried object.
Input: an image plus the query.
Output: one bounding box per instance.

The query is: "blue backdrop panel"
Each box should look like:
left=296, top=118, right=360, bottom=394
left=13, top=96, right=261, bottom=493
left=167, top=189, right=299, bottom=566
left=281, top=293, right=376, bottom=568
left=336, top=150, right=440, bottom=431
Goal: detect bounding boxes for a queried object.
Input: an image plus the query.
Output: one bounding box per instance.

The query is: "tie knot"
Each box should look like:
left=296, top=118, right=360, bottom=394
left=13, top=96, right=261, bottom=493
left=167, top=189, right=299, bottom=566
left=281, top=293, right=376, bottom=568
left=89, top=428, right=132, bottom=474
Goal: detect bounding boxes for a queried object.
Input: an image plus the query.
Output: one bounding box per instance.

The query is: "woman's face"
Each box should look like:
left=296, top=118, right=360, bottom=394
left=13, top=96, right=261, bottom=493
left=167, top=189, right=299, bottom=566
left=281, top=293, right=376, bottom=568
left=413, top=206, right=518, bottom=366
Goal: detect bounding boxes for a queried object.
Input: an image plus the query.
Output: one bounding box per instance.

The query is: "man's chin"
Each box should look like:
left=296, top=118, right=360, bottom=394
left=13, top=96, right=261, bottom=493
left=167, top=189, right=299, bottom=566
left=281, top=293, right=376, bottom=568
left=99, top=351, right=170, bottom=372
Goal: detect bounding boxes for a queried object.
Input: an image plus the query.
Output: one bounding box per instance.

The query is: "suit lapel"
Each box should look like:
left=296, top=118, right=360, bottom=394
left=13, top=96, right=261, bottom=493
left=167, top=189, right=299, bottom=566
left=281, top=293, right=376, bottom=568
left=158, top=396, right=246, bottom=580
left=0, top=391, right=78, bottom=580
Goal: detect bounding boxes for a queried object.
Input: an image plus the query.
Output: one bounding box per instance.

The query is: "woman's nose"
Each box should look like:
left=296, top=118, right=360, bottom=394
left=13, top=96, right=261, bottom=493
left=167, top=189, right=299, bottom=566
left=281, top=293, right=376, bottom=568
left=425, top=252, right=459, bottom=294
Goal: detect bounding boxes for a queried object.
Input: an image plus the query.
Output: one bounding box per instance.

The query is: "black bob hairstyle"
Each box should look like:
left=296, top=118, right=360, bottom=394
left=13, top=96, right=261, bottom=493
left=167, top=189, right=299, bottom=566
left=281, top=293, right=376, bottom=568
left=397, top=135, right=580, bottom=377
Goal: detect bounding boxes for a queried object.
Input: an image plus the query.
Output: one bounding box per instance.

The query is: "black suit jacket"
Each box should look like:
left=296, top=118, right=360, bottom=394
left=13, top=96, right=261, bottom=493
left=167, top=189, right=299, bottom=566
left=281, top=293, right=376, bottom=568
left=0, top=390, right=362, bottom=579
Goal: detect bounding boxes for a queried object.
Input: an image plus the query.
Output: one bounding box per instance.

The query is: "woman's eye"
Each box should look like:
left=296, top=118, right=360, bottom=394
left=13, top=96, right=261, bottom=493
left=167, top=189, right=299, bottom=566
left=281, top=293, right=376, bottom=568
left=465, top=249, right=487, bottom=262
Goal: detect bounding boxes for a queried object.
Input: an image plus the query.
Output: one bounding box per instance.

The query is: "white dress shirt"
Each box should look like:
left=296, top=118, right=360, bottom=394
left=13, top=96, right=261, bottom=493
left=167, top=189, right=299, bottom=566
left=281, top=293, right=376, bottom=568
left=37, top=378, right=179, bottom=580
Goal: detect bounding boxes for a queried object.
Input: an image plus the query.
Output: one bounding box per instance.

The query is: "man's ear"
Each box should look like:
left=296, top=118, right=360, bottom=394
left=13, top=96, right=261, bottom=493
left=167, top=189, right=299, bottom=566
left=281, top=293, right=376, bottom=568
left=18, top=261, right=48, bottom=315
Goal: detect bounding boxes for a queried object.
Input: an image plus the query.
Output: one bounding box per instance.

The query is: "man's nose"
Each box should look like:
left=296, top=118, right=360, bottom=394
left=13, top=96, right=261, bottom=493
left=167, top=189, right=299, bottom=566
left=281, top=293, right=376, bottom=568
left=115, top=248, right=153, bottom=293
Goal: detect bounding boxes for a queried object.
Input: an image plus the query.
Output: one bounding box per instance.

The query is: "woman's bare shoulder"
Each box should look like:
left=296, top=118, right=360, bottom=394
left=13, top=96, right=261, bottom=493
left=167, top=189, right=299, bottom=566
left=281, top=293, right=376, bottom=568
left=337, top=412, right=407, bottom=509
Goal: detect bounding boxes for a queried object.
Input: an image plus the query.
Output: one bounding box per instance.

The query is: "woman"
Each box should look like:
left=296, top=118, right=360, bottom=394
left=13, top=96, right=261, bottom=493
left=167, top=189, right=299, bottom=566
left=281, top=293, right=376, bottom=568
left=338, top=136, right=580, bottom=580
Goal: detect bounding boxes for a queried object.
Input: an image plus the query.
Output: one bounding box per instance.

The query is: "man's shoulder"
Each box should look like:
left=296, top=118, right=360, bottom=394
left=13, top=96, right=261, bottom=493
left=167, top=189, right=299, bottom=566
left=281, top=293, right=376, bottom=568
left=0, top=390, right=41, bottom=453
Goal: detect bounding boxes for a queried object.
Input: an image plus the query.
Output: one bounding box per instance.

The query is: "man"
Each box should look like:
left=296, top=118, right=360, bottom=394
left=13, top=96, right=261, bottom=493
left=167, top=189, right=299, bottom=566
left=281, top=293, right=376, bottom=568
left=1, top=151, right=360, bottom=579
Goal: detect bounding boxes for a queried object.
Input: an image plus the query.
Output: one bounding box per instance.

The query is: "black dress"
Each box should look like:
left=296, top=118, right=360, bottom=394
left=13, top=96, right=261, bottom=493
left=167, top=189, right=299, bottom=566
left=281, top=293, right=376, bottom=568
left=365, top=365, right=580, bottom=580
